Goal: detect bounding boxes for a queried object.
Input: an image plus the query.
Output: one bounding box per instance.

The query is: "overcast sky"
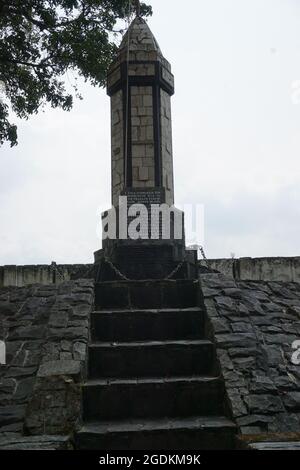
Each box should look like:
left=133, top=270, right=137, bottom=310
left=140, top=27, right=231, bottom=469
left=1, top=0, right=300, bottom=265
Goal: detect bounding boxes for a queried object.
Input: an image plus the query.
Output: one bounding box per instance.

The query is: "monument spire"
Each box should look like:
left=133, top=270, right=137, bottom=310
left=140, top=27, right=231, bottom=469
left=107, top=16, right=174, bottom=205
left=94, top=13, right=197, bottom=281
left=134, top=0, right=141, bottom=17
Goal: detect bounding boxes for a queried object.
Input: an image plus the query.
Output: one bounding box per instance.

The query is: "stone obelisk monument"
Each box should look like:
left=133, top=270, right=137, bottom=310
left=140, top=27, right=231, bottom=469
left=95, top=11, right=197, bottom=280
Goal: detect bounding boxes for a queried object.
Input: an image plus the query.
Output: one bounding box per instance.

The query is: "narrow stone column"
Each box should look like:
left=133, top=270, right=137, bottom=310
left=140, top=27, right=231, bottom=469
left=95, top=17, right=197, bottom=280
left=107, top=17, right=175, bottom=206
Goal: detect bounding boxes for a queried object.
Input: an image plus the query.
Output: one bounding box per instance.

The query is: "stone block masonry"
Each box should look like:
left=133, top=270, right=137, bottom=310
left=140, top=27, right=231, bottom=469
left=199, top=257, right=300, bottom=282
left=131, top=85, right=155, bottom=188
left=0, top=264, right=93, bottom=288
left=160, top=89, right=174, bottom=205
left=0, top=280, right=93, bottom=449
left=111, top=89, right=124, bottom=206
left=107, top=16, right=176, bottom=206
left=201, top=273, right=300, bottom=439
left=1, top=257, right=300, bottom=288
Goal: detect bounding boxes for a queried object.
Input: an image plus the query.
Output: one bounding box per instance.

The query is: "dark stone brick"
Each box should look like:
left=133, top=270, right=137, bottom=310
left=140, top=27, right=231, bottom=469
left=73, top=342, right=86, bottom=361
left=72, top=304, right=92, bottom=318
left=216, top=333, right=257, bottom=349
left=237, top=414, right=272, bottom=427
left=231, top=322, right=252, bottom=333
left=228, top=347, right=258, bottom=358
left=0, top=405, right=26, bottom=426
left=15, top=378, right=35, bottom=401
left=0, top=435, right=72, bottom=450
left=218, top=350, right=234, bottom=371
left=215, top=296, right=235, bottom=310
left=49, top=312, right=68, bottom=328
left=10, top=326, right=46, bottom=340
left=47, top=327, right=87, bottom=340
left=260, top=326, right=282, bottom=334
left=232, top=357, right=256, bottom=372
left=5, top=366, right=38, bottom=378
left=211, top=318, right=231, bottom=334
left=249, top=376, right=276, bottom=394
left=0, top=302, right=17, bottom=316
left=37, top=360, right=81, bottom=379
left=283, top=392, right=300, bottom=411
left=0, top=378, right=16, bottom=396
left=264, top=345, right=285, bottom=367
left=268, top=412, right=300, bottom=433
left=223, top=371, right=246, bottom=388
left=226, top=389, right=247, bottom=417
left=272, top=374, right=299, bottom=391
left=264, top=334, right=297, bottom=345
left=244, top=395, right=284, bottom=414
left=222, top=288, right=243, bottom=298
left=202, top=287, right=219, bottom=297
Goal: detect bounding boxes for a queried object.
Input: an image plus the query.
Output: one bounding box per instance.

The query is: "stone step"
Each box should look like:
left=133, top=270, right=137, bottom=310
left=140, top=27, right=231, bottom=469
left=75, top=416, right=236, bottom=450
left=95, top=280, right=199, bottom=310
left=91, top=307, right=204, bottom=342
left=88, top=340, right=214, bottom=379
left=248, top=441, right=300, bottom=450
left=82, top=376, right=224, bottom=421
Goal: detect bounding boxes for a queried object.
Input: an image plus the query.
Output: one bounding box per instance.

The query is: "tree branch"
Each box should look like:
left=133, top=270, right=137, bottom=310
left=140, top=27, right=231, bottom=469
left=0, top=56, right=50, bottom=69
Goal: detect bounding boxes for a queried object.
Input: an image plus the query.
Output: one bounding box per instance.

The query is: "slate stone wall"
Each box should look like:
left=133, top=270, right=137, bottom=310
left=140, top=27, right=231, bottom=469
left=0, top=280, right=93, bottom=448
left=201, top=273, right=300, bottom=436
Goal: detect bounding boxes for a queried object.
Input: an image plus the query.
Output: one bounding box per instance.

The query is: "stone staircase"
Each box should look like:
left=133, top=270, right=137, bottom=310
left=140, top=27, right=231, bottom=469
left=75, top=280, right=236, bottom=450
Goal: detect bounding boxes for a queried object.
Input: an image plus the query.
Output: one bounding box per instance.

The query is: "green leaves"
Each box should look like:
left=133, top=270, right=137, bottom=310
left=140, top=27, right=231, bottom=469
left=0, top=0, right=152, bottom=146
left=0, top=102, right=17, bottom=147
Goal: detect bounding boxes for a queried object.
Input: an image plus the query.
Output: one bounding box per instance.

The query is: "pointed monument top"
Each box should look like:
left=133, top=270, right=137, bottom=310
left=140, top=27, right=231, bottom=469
left=119, top=16, right=162, bottom=56
left=109, top=13, right=172, bottom=73
left=134, top=0, right=141, bottom=17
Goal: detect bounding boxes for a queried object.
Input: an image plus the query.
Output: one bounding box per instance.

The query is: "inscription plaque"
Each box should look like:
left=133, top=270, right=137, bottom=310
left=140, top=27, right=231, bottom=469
left=123, top=189, right=165, bottom=207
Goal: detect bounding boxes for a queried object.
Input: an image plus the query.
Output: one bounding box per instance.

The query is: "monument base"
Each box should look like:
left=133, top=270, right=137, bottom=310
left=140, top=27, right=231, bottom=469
left=94, top=240, right=197, bottom=282
left=95, top=188, right=198, bottom=281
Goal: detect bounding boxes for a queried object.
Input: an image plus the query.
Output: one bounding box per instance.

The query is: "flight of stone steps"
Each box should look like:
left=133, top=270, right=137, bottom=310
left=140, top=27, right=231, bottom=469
left=75, top=280, right=236, bottom=450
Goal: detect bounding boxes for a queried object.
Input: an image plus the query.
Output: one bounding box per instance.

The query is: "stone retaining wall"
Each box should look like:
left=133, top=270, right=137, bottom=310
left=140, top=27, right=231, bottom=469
left=0, top=280, right=93, bottom=449
left=0, top=264, right=94, bottom=288
left=199, top=257, right=300, bottom=282
left=201, top=273, right=300, bottom=436
left=2, top=256, right=299, bottom=288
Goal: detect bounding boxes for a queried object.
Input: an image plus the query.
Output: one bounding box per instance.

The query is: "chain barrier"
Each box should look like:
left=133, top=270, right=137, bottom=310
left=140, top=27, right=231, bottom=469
left=100, top=257, right=185, bottom=282
left=104, top=257, right=130, bottom=281
left=198, top=245, right=209, bottom=268
left=164, top=261, right=185, bottom=280
left=51, top=262, right=65, bottom=282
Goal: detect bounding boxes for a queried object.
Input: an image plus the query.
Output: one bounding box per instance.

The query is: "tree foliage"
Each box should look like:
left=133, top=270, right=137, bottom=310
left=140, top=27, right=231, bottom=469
left=0, top=0, right=152, bottom=146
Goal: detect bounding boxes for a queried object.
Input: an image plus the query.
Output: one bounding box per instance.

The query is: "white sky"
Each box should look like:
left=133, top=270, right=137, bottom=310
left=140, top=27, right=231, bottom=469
left=0, top=0, right=300, bottom=265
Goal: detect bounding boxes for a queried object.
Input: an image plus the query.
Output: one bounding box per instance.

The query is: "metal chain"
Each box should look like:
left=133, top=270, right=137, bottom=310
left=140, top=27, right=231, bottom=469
left=51, top=262, right=65, bottom=282
left=199, top=245, right=209, bottom=267
left=198, top=246, right=207, bottom=260
left=102, top=257, right=185, bottom=282
left=164, top=261, right=185, bottom=280
left=104, top=257, right=130, bottom=281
